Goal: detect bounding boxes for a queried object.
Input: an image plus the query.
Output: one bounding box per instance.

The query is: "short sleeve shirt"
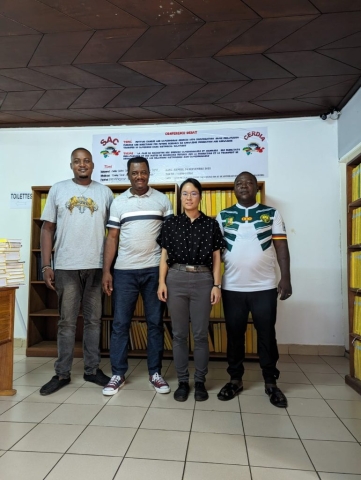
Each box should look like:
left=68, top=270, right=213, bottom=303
left=216, top=203, right=287, bottom=291
left=41, top=179, right=114, bottom=269
left=157, top=212, right=224, bottom=271
left=107, top=187, right=173, bottom=270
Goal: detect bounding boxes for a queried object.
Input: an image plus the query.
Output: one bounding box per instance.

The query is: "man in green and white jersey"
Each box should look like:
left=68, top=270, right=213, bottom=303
left=216, top=171, right=292, bottom=408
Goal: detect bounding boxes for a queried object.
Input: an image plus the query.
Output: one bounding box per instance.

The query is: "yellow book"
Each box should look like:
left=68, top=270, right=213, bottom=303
left=137, top=322, right=146, bottom=349
left=140, top=322, right=148, bottom=348
left=352, top=166, right=357, bottom=201
left=226, top=190, right=232, bottom=208
left=189, top=325, right=195, bottom=352
left=215, top=190, right=222, bottom=216
left=221, top=190, right=226, bottom=210
left=130, top=323, right=138, bottom=349
left=252, top=324, right=257, bottom=353
left=213, top=323, right=219, bottom=352
left=40, top=193, right=48, bottom=215
left=231, top=191, right=237, bottom=205
left=211, top=191, right=216, bottom=216
left=166, top=324, right=173, bottom=349
left=133, top=322, right=142, bottom=349
left=208, top=330, right=215, bottom=352
left=213, top=299, right=221, bottom=319
left=220, top=323, right=227, bottom=353
left=256, top=190, right=261, bottom=204
left=246, top=324, right=252, bottom=354
left=205, top=190, right=212, bottom=216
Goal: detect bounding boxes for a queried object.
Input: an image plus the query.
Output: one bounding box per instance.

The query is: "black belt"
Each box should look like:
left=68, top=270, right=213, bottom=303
left=170, top=263, right=210, bottom=273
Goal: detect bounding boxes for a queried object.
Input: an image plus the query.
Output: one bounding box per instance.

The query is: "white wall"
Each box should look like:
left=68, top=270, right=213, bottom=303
left=338, top=86, right=361, bottom=159
left=0, top=117, right=342, bottom=345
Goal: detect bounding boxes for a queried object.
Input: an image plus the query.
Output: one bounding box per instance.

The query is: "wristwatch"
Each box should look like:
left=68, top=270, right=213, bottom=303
left=213, top=284, right=222, bottom=289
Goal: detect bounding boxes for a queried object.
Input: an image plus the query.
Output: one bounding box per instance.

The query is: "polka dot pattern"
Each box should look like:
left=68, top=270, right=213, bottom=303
left=157, top=212, right=225, bottom=270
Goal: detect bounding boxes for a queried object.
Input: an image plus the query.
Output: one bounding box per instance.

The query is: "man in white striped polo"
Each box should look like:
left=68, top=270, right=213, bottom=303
left=102, top=157, right=173, bottom=396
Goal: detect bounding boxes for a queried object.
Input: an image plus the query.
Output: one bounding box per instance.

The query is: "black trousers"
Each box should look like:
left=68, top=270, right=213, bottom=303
left=222, top=288, right=280, bottom=384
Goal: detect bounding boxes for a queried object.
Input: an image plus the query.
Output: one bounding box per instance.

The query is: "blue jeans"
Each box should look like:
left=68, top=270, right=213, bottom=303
left=110, top=267, right=164, bottom=376
left=54, top=269, right=102, bottom=378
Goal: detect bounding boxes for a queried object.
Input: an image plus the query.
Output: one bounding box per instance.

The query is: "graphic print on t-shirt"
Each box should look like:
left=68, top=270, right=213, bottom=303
left=65, top=195, right=98, bottom=215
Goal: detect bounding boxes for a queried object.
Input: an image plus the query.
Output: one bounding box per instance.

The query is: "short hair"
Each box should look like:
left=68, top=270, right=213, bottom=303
left=235, top=171, right=258, bottom=185
left=127, top=156, right=150, bottom=173
left=71, top=147, right=92, bottom=159
left=180, top=178, right=202, bottom=197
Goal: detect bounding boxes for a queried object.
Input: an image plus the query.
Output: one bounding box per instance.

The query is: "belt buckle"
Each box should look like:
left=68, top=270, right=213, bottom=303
left=186, top=265, right=196, bottom=272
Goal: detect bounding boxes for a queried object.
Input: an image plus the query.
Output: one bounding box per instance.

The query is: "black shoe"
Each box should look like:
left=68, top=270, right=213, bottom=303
left=174, top=382, right=190, bottom=402
left=194, top=382, right=208, bottom=401
left=265, top=386, right=288, bottom=408
left=40, top=376, right=70, bottom=396
left=83, top=369, right=110, bottom=387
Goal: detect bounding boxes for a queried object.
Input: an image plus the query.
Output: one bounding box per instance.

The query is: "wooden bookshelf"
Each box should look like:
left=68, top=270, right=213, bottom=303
left=27, top=182, right=264, bottom=360
left=345, top=156, right=361, bottom=395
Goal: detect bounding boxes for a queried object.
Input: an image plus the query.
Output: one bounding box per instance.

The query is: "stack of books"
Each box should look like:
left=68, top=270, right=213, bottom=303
left=0, top=238, right=25, bottom=287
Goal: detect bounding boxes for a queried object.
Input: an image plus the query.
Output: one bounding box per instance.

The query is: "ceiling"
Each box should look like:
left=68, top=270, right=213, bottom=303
left=1, top=0, right=361, bottom=127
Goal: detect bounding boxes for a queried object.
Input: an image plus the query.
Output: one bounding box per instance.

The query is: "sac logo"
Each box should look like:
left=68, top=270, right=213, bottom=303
left=242, top=216, right=252, bottom=221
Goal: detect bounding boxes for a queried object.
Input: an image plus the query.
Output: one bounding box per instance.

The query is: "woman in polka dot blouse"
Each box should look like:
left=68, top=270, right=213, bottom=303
left=157, top=178, right=224, bottom=402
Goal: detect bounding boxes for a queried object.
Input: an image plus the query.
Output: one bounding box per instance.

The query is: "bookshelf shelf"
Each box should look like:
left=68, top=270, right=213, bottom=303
left=345, top=157, right=361, bottom=395
left=27, top=182, right=263, bottom=361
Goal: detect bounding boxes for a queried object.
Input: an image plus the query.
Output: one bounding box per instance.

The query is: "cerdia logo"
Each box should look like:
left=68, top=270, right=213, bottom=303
left=243, top=131, right=265, bottom=156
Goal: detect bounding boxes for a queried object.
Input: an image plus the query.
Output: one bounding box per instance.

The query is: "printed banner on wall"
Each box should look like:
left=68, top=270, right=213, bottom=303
left=92, top=127, right=268, bottom=184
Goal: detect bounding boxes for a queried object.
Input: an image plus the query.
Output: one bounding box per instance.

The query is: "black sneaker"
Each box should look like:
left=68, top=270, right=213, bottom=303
left=83, top=369, right=110, bottom=387
left=194, top=382, right=208, bottom=401
left=40, top=376, right=70, bottom=396
left=174, top=382, right=190, bottom=402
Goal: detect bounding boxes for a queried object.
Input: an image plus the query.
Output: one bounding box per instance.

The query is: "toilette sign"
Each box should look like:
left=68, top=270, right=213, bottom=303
left=10, top=192, right=32, bottom=209
left=92, top=128, right=268, bottom=184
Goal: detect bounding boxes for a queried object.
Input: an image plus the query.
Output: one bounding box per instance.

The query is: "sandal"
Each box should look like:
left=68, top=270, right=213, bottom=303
left=217, top=382, right=243, bottom=401
left=265, top=386, right=288, bottom=408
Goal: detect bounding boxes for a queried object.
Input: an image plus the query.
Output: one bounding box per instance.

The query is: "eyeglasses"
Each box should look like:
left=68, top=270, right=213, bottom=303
left=181, top=192, right=199, bottom=198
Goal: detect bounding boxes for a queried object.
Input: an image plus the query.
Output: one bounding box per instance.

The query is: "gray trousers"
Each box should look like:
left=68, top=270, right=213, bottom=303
left=54, top=269, right=102, bottom=378
left=166, top=268, right=213, bottom=383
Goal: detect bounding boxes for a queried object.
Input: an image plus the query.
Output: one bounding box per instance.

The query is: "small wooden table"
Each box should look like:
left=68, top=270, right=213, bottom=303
left=0, top=287, right=18, bottom=396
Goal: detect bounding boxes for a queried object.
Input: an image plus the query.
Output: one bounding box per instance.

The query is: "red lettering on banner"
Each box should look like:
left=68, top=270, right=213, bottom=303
left=100, top=136, right=119, bottom=146
left=243, top=131, right=265, bottom=142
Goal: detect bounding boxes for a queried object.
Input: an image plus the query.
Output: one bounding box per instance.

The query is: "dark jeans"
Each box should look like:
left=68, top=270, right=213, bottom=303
left=110, top=267, right=164, bottom=376
left=166, top=268, right=213, bottom=383
left=222, top=288, right=280, bottom=384
left=54, top=269, right=102, bottom=378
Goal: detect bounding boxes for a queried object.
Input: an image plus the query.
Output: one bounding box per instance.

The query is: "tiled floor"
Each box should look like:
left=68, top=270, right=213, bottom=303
left=1, top=349, right=361, bottom=480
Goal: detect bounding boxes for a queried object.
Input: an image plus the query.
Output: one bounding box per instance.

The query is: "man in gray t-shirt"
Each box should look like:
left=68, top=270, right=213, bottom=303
left=39, top=148, right=114, bottom=396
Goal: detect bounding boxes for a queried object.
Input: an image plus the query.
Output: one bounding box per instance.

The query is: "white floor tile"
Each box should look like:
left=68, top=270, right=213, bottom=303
left=251, top=467, right=319, bottom=480
left=184, top=462, right=251, bottom=480
left=187, top=431, right=248, bottom=465
left=247, top=436, right=314, bottom=470
left=303, top=439, right=361, bottom=474
left=69, top=425, right=137, bottom=456
left=0, top=451, right=61, bottom=480
left=115, top=458, right=184, bottom=480
left=46, top=453, right=121, bottom=480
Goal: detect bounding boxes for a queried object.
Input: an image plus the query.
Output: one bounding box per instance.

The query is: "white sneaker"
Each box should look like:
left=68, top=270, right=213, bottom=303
left=149, top=372, right=170, bottom=394
left=102, top=375, right=125, bottom=396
